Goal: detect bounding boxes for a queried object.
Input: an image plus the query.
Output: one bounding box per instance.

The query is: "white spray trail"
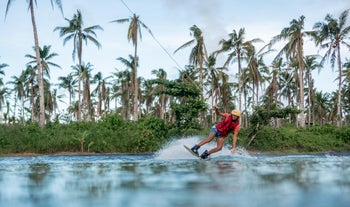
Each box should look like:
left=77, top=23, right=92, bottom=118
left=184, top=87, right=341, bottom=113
left=154, top=136, right=251, bottom=160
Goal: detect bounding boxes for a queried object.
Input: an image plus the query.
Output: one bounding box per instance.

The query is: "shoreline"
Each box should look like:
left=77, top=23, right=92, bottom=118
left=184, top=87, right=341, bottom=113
left=1, top=150, right=349, bottom=158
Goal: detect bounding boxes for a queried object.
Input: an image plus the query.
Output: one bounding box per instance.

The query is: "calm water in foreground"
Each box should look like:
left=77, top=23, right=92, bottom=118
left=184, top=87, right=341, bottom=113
left=0, top=138, right=349, bottom=207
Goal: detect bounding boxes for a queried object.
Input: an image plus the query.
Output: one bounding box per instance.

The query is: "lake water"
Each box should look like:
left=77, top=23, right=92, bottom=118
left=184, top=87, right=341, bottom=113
left=0, top=137, right=349, bottom=207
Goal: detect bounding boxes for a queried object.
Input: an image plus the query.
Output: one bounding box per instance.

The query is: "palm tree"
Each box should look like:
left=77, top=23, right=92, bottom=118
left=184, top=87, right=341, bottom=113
left=113, top=55, right=138, bottom=120
left=0, top=63, right=8, bottom=123
left=25, top=45, right=61, bottom=122
left=244, top=43, right=270, bottom=107
left=0, top=59, right=8, bottom=75
left=304, top=55, right=322, bottom=125
left=8, top=72, right=27, bottom=123
left=71, top=62, right=94, bottom=120
left=58, top=73, right=76, bottom=109
left=0, top=87, right=8, bottom=124
left=25, top=45, right=61, bottom=79
left=174, top=25, right=208, bottom=94
left=111, top=66, right=133, bottom=120
left=311, top=9, right=350, bottom=127
left=54, top=9, right=103, bottom=121
left=23, top=65, right=37, bottom=122
left=314, top=91, right=331, bottom=125
left=203, top=55, right=223, bottom=124
left=142, top=80, right=155, bottom=116
left=5, top=0, right=63, bottom=127
left=151, top=68, right=168, bottom=120
left=216, top=28, right=262, bottom=111
left=111, top=14, right=151, bottom=121
left=270, top=16, right=307, bottom=127
left=92, top=72, right=110, bottom=118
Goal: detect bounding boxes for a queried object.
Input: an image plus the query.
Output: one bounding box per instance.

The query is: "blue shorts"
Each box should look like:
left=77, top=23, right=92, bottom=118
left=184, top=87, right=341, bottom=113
left=210, top=125, right=222, bottom=140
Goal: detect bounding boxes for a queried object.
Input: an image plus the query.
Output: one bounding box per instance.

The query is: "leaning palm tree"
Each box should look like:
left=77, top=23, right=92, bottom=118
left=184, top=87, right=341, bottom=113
left=270, top=16, right=307, bottom=127
left=5, top=0, right=63, bottom=127
left=54, top=9, right=103, bottom=121
left=311, top=9, right=350, bottom=127
left=111, top=14, right=151, bottom=121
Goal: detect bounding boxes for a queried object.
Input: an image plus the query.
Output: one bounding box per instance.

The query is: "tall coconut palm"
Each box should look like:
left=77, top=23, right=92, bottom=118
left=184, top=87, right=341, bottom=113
left=203, top=55, right=223, bottom=124
left=342, top=59, right=350, bottom=121
left=311, top=9, right=350, bottom=127
left=5, top=0, right=63, bottom=127
left=54, top=9, right=102, bottom=121
left=216, top=28, right=261, bottom=111
left=270, top=16, right=307, bottom=127
left=111, top=14, right=151, bottom=121
left=174, top=25, right=208, bottom=95
left=25, top=45, right=60, bottom=122
left=304, top=55, right=322, bottom=125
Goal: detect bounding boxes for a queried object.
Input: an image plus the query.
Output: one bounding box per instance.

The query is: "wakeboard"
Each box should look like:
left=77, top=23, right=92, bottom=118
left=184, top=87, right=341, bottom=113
left=183, top=145, right=210, bottom=160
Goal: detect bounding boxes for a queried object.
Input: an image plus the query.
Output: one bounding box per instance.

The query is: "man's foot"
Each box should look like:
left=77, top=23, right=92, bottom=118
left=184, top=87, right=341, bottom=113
left=191, top=145, right=200, bottom=156
left=200, top=150, right=210, bottom=159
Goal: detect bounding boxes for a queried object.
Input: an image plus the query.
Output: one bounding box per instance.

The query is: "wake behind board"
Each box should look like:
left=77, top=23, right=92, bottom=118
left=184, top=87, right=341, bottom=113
left=183, top=145, right=210, bottom=160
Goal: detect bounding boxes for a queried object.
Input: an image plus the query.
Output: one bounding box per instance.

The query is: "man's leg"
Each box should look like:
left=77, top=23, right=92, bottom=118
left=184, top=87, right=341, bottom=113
left=198, top=132, right=216, bottom=146
left=208, top=137, right=225, bottom=154
left=191, top=132, right=216, bottom=155
left=200, top=137, right=225, bottom=159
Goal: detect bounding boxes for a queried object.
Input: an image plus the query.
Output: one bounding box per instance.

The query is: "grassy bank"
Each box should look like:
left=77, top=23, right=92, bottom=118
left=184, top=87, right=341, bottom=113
left=237, top=125, right=350, bottom=153
left=0, top=114, right=349, bottom=156
left=0, top=115, right=170, bottom=155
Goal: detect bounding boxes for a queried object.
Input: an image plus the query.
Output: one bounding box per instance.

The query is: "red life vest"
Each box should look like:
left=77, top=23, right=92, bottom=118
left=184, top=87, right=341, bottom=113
left=216, top=114, right=239, bottom=137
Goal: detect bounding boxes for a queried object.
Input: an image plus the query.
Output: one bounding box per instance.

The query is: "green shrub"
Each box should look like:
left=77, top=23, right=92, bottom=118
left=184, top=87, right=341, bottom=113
left=334, top=126, right=350, bottom=143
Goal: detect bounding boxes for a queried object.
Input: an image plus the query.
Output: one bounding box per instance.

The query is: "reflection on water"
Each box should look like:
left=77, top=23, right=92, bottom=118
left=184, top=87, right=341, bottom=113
left=0, top=153, right=349, bottom=207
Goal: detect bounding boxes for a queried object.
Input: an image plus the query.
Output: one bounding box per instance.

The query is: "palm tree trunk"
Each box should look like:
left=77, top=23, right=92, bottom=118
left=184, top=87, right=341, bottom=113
left=298, top=35, right=305, bottom=128
left=29, top=0, right=45, bottom=127
left=237, top=51, right=242, bottom=110
left=133, top=42, right=139, bottom=121
left=337, top=47, right=342, bottom=127
left=77, top=35, right=82, bottom=121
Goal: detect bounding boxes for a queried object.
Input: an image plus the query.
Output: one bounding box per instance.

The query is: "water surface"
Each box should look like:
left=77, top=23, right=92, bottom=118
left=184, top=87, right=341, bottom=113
left=0, top=138, right=349, bottom=207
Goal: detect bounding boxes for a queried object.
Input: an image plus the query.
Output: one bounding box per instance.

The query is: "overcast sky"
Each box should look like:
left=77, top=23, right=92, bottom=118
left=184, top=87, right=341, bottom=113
left=1, top=0, right=350, bottom=108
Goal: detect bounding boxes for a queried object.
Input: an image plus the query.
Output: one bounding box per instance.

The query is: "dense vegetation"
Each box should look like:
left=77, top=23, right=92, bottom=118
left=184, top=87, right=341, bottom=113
left=0, top=114, right=349, bottom=156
